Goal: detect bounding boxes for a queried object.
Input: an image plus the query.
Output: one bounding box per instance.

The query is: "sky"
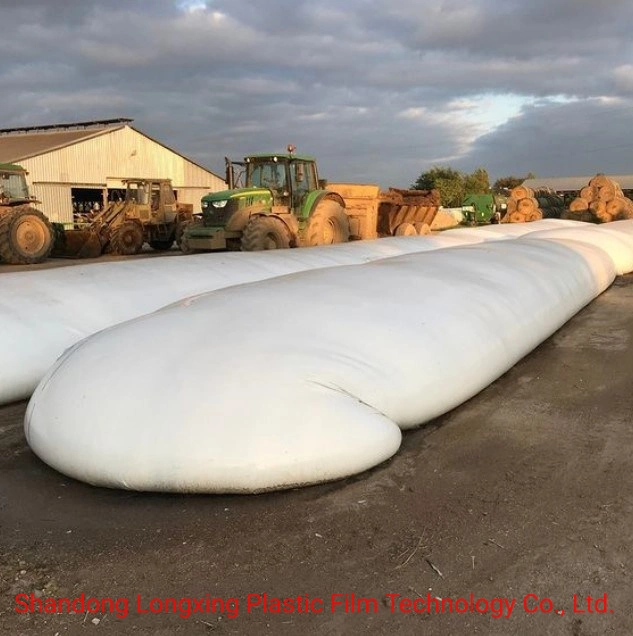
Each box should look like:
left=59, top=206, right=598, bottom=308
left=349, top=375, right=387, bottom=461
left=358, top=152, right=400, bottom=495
left=1, top=0, right=633, bottom=188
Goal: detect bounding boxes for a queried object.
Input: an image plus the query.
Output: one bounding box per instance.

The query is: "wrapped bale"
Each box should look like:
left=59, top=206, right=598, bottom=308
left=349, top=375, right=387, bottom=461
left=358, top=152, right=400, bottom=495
left=536, top=190, right=566, bottom=219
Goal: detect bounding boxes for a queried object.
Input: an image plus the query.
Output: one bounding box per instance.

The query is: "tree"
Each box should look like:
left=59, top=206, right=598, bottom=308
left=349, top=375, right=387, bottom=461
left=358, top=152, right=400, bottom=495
left=492, top=172, right=537, bottom=194
left=412, top=166, right=464, bottom=207
left=463, top=167, right=490, bottom=195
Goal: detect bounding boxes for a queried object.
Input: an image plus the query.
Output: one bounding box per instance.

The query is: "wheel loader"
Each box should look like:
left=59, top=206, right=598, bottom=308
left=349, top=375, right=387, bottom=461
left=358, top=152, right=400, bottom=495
left=180, top=146, right=439, bottom=253
left=53, top=179, right=194, bottom=258
left=0, top=163, right=54, bottom=264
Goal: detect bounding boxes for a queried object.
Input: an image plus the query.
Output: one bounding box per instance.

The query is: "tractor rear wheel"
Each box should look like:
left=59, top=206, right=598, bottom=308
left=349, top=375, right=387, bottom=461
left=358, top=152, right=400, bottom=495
left=0, top=206, right=53, bottom=264
left=109, top=221, right=144, bottom=255
left=241, top=216, right=292, bottom=251
left=306, top=199, right=350, bottom=246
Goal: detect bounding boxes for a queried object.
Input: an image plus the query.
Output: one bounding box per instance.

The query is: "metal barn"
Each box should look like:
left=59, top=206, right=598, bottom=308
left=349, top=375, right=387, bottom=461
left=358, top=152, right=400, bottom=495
left=0, top=118, right=226, bottom=224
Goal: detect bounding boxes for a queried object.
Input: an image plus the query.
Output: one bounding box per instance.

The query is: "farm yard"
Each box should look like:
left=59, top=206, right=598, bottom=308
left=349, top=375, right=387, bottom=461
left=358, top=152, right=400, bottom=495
left=1, top=270, right=632, bottom=634
left=1, top=217, right=633, bottom=635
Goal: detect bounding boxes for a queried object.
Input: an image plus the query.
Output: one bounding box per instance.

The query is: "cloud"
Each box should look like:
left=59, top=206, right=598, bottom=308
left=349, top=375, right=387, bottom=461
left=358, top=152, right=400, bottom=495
left=0, top=0, right=631, bottom=186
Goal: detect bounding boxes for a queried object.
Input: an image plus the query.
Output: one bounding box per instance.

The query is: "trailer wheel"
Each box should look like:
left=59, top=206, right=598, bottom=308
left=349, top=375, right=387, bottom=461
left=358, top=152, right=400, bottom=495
left=0, top=206, right=53, bottom=264
left=306, top=199, right=350, bottom=246
left=241, top=216, right=292, bottom=251
left=413, top=222, right=431, bottom=235
left=109, top=221, right=144, bottom=255
left=394, top=222, right=417, bottom=236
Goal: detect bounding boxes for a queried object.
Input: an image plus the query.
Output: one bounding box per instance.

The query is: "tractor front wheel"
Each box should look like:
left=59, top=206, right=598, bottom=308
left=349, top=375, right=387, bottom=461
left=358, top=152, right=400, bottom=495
left=0, top=206, right=53, bottom=264
left=109, top=221, right=144, bottom=255
left=241, top=216, right=292, bottom=251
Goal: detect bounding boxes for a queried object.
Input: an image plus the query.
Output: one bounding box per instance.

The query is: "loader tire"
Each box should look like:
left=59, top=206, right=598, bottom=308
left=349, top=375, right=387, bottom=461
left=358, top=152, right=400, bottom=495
left=109, top=221, right=144, bottom=255
left=175, top=221, right=189, bottom=250
left=306, top=199, right=350, bottom=246
left=179, top=234, right=195, bottom=255
left=0, top=206, right=53, bottom=264
left=241, top=215, right=292, bottom=251
left=178, top=220, right=201, bottom=254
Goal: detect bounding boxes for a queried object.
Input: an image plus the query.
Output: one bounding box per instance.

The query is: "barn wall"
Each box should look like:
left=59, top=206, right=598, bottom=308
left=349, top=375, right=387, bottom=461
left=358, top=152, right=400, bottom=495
left=29, top=184, right=73, bottom=224
left=175, top=187, right=217, bottom=210
left=20, top=126, right=225, bottom=214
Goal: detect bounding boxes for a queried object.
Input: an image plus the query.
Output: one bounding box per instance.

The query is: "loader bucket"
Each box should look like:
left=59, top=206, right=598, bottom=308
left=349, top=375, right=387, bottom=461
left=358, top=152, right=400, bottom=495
left=51, top=227, right=103, bottom=259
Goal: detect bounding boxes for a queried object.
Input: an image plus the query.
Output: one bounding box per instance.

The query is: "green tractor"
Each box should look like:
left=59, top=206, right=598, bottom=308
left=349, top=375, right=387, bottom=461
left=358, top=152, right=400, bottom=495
left=0, top=163, right=54, bottom=264
left=180, top=146, right=350, bottom=252
left=461, top=193, right=503, bottom=225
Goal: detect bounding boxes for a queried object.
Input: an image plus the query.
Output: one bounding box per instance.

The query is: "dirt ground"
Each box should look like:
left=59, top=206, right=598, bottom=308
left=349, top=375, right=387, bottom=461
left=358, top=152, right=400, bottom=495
left=1, top=275, right=632, bottom=635
left=0, top=246, right=182, bottom=274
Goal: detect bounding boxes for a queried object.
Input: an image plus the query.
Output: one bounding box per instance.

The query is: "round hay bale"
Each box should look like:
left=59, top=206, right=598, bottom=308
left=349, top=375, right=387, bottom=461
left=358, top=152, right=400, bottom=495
left=606, top=197, right=627, bottom=216
left=517, top=197, right=537, bottom=212
left=579, top=186, right=596, bottom=201
left=589, top=174, right=612, bottom=188
left=506, top=198, right=518, bottom=214
left=509, top=211, right=525, bottom=223
left=597, top=183, right=617, bottom=201
left=413, top=222, right=431, bottom=235
left=569, top=198, right=589, bottom=212
left=529, top=209, right=543, bottom=222
left=589, top=200, right=607, bottom=216
left=510, top=186, right=533, bottom=200
left=595, top=210, right=613, bottom=223
left=579, top=210, right=596, bottom=223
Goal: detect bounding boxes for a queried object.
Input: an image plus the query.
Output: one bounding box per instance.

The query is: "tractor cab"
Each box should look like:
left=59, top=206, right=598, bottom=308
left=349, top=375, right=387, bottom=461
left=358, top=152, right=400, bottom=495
left=225, top=151, right=319, bottom=212
left=122, top=179, right=178, bottom=223
left=0, top=163, right=34, bottom=205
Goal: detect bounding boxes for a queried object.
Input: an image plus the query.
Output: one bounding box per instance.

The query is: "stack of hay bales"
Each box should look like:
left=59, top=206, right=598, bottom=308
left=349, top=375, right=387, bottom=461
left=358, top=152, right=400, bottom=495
left=501, top=185, right=543, bottom=223
left=567, top=174, right=633, bottom=223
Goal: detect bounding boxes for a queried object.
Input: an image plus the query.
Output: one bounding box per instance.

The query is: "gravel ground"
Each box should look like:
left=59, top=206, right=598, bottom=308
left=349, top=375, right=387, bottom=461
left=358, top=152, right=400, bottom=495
left=1, top=275, right=632, bottom=636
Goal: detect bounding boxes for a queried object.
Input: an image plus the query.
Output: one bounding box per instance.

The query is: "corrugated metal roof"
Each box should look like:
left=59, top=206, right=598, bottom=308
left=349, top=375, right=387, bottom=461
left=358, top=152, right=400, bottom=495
left=523, top=175, right=633, bottom=191
left=0, top=119, right=224, bottom=181
left=0, top=118, right=132, bottom=135
left=0, top=127, right=121, bottom=164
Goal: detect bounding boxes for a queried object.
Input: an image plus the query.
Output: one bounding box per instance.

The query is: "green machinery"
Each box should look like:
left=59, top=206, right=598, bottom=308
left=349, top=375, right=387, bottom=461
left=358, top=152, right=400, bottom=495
left=462, top=193, right=504, bottom=225
left=0, top=163, right=53, bottom=264
left=180, top=146, right=351, bottom=252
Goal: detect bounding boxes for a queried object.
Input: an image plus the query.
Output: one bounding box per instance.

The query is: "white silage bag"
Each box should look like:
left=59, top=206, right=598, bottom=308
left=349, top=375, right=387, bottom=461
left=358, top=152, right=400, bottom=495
left=0, top=220, right=569, bottom=405
left=527, top=224, right=633, bottom=275
left=25, top=223, right=630, bottom=493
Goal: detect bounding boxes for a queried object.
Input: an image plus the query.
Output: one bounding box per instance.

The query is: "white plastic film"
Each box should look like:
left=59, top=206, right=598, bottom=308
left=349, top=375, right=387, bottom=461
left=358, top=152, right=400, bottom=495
left=24, top=222, right=632, bottom=493
left=0, top=220, right=574, bottom=404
